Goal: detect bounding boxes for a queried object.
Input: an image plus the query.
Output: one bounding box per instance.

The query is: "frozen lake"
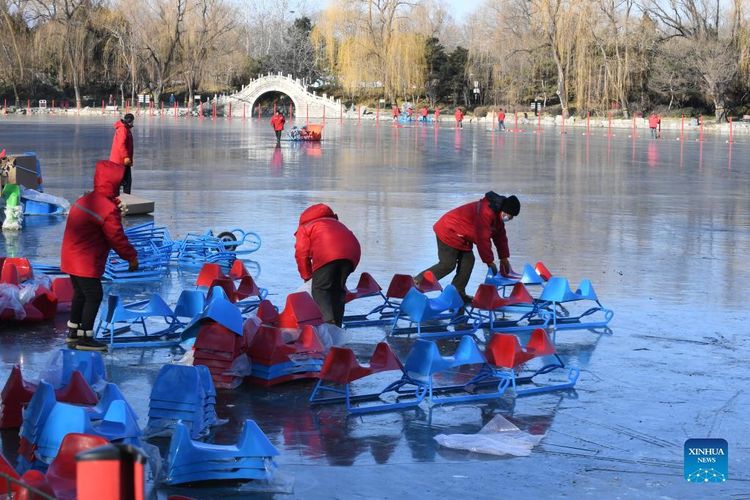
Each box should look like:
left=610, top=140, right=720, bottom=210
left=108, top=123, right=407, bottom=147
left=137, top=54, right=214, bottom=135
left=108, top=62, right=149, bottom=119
left=1, top=115, right=748, bottom=498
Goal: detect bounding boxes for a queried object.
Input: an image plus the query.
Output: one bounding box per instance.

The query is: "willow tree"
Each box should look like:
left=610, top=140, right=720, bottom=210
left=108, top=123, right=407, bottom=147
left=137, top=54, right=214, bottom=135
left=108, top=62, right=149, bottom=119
left=30, top=0, right=101, bottom=108
left=467, top=0, right=554, bottom=108
left=313, top=0, right=426, bottom=102
left=528, top=0, right=582, bottom=116
left=181, top=0, right=236, bottom=108
left=0, top=0, right=30, bottom=106
left=732, top=0, right=749, bottom=90
left=120, top=0, right=186, bottom=104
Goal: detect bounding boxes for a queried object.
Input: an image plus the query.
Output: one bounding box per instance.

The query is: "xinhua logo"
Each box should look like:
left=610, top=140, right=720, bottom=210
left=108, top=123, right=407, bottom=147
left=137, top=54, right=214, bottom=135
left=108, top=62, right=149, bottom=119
left=684, top=438, right=728, bottom=483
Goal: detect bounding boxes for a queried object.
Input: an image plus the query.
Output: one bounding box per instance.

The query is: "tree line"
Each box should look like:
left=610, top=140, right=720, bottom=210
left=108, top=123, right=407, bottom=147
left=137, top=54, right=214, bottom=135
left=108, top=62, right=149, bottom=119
left=1, top=0, right=748, bottom=119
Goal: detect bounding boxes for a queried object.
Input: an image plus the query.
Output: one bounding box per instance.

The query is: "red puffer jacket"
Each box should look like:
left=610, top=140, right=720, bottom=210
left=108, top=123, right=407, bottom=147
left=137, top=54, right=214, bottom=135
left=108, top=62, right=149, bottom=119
left=61, top=161, right=137, bottom=278
left=294, top=204, right=361, bottom=281
left=270, top=114, right=286, bottom=131
left=433, top=198, right=510, bottom=264
left=109, top=120, right=133, bottom=165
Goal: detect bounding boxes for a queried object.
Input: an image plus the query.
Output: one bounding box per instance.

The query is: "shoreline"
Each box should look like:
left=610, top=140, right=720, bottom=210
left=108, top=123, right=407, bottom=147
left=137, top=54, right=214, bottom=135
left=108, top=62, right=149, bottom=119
left=2, top=106, right=749, bottom=137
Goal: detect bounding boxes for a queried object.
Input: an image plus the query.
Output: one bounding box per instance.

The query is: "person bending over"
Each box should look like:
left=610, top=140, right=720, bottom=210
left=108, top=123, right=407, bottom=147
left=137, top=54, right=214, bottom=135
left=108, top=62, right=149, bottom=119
left=61, top=160, right=139, bottom=351
left=415, top=191, right=520, bottom=304
left=294, top=204, right=361, bottom=327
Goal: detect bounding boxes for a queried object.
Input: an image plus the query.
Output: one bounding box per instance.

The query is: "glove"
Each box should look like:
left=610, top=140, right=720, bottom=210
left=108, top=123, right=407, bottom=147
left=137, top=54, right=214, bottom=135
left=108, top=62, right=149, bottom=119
left=487, top=262, right=498, bottom=276
left=500, top=258, right=511, bottom=275
left=115, top=198, right=129, bottom=216
left=123, top=157, right=132, bottom=167
left=128, top=258, right=139, bottom=272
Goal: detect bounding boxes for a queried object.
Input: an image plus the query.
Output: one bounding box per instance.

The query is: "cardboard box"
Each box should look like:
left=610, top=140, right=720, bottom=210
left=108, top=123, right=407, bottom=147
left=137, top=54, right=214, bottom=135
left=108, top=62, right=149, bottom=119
left=4, top=155, right=40, bottom=189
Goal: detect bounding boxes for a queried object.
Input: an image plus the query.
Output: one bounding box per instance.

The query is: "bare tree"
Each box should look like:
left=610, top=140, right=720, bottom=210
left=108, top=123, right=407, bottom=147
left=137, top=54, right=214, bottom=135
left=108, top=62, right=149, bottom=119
left=645, top=0, right=739, bottom=120
left=0, top=0, right=30, bottom=106
left=123, top=0, right=186, bottom=104
left=181, top=0, right=236, bottom=107
left=29, top=0, right=101, bottom=108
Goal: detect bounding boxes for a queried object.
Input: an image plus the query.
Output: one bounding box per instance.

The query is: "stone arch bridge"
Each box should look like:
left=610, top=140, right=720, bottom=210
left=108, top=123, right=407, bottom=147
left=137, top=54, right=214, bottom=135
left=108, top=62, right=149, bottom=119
left=222, top=73, right=342, bottom=119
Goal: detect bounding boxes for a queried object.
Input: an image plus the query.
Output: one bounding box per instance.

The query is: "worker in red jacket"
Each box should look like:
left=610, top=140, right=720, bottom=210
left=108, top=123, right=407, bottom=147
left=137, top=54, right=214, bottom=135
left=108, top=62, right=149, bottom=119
left=109, top=113, right=134, bottom=194
left=270, top=110, right=286, bottom=145
left=294, top=204, right=361, bottom=326
left=648, top=112, right=661, bottom=139
left=420, top=106, right=428, bottom=122
left=61, top=160, right=139, bottom=351
left=497, top=109, right=506, bottom=131
left=455, top=108, right=464, bottom=128
left=415, top=192, right=520, bottom=303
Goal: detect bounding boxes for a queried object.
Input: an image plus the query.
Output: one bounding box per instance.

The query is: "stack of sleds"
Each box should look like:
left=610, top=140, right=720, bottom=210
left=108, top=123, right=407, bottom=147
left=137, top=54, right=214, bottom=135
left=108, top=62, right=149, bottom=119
left=164, top=419, right=279, bottom=485
left=0, top=257, right=66, bottom=322
left=146, top=364, right=219, bottom=439
left=242, top=293, right=327, bottom=386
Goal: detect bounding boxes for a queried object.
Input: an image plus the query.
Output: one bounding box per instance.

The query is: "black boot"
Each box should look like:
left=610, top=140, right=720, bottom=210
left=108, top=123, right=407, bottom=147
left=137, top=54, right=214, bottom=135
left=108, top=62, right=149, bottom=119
left=66, top=321, right=80, bottom=345
left=75, top=331, right=108, bottom=351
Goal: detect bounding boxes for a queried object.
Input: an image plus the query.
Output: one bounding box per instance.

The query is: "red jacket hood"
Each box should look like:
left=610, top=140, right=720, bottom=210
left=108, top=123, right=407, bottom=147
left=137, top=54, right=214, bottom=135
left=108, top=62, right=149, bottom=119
left=94, top=160, right=125, bottom=198
left=299, top=204, right=336, bottom=226
left=113, top=120, right=130, bottom=131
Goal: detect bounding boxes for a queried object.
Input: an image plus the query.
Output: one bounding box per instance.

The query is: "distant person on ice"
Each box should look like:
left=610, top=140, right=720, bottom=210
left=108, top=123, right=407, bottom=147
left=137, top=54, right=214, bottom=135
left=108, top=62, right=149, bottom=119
left=109, top=113, right=134, bottom=194
left=271, top=109, right=286, bottom=145
left=294, top=204, right=361, bottom=327
left=648, top=112, right=661, bottom=139
left=61, top=160, right=139, bottom=351
left=415, top=192, right=520, bottom=304
left=455, top=107, right=464, bottom=128
left=497, top=108, right=506, bottom=131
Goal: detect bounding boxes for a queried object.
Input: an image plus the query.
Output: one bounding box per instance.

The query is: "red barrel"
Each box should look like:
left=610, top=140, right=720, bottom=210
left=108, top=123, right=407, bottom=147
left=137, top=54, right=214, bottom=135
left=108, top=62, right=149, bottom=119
left=76, top=444, right=146, bottom=500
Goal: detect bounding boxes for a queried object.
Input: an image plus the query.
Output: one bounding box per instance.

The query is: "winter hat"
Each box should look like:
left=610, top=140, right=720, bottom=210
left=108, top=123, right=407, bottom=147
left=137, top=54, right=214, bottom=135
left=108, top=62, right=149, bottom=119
left=501, top=195, right=521, bottom=217
left=122, top=113, right=135, bottom=126
left=484, top=191, right=505, bottom=213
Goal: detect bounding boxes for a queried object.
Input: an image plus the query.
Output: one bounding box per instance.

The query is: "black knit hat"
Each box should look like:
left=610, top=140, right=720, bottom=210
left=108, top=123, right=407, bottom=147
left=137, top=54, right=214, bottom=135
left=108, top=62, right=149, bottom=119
left=122, top=113, right=135, bottom=125
left=502, top=195, right=521, bottom=216
left=484, top=191, right=505, bottom=213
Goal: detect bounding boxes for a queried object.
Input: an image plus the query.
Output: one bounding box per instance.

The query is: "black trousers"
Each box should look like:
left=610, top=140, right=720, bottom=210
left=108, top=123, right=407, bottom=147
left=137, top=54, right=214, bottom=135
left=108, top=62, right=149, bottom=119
left=69, top=275, right=103, bottom=331
left=121, top=166, right=132, bottom=194
left=417, top=236, right=475, bottom=301
left=311, top=259, right=354, bottom=327
left=275, top=130, right=282, bottom=143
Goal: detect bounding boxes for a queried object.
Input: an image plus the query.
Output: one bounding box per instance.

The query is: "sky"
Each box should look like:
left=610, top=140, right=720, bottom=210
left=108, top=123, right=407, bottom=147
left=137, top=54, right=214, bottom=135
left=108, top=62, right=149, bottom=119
left=308, top=0, right=480, bottom=22
left=435, top=0, right=479, bottom=20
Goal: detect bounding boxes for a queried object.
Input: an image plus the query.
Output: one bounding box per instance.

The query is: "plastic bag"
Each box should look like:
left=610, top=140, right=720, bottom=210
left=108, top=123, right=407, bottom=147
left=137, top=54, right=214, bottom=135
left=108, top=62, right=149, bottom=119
left=21, top=188, right=70, bottom=214
left=434, top=414, right=545, bottom=457
left=2, top=205, right=23, bottom=230
left=314, top=323, right=351, bottom=352
left=172, top=349, right=195, bottom=365
left=0, top=283, right=26, bottom=320
left=225, top=353, right=253, bottom=377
